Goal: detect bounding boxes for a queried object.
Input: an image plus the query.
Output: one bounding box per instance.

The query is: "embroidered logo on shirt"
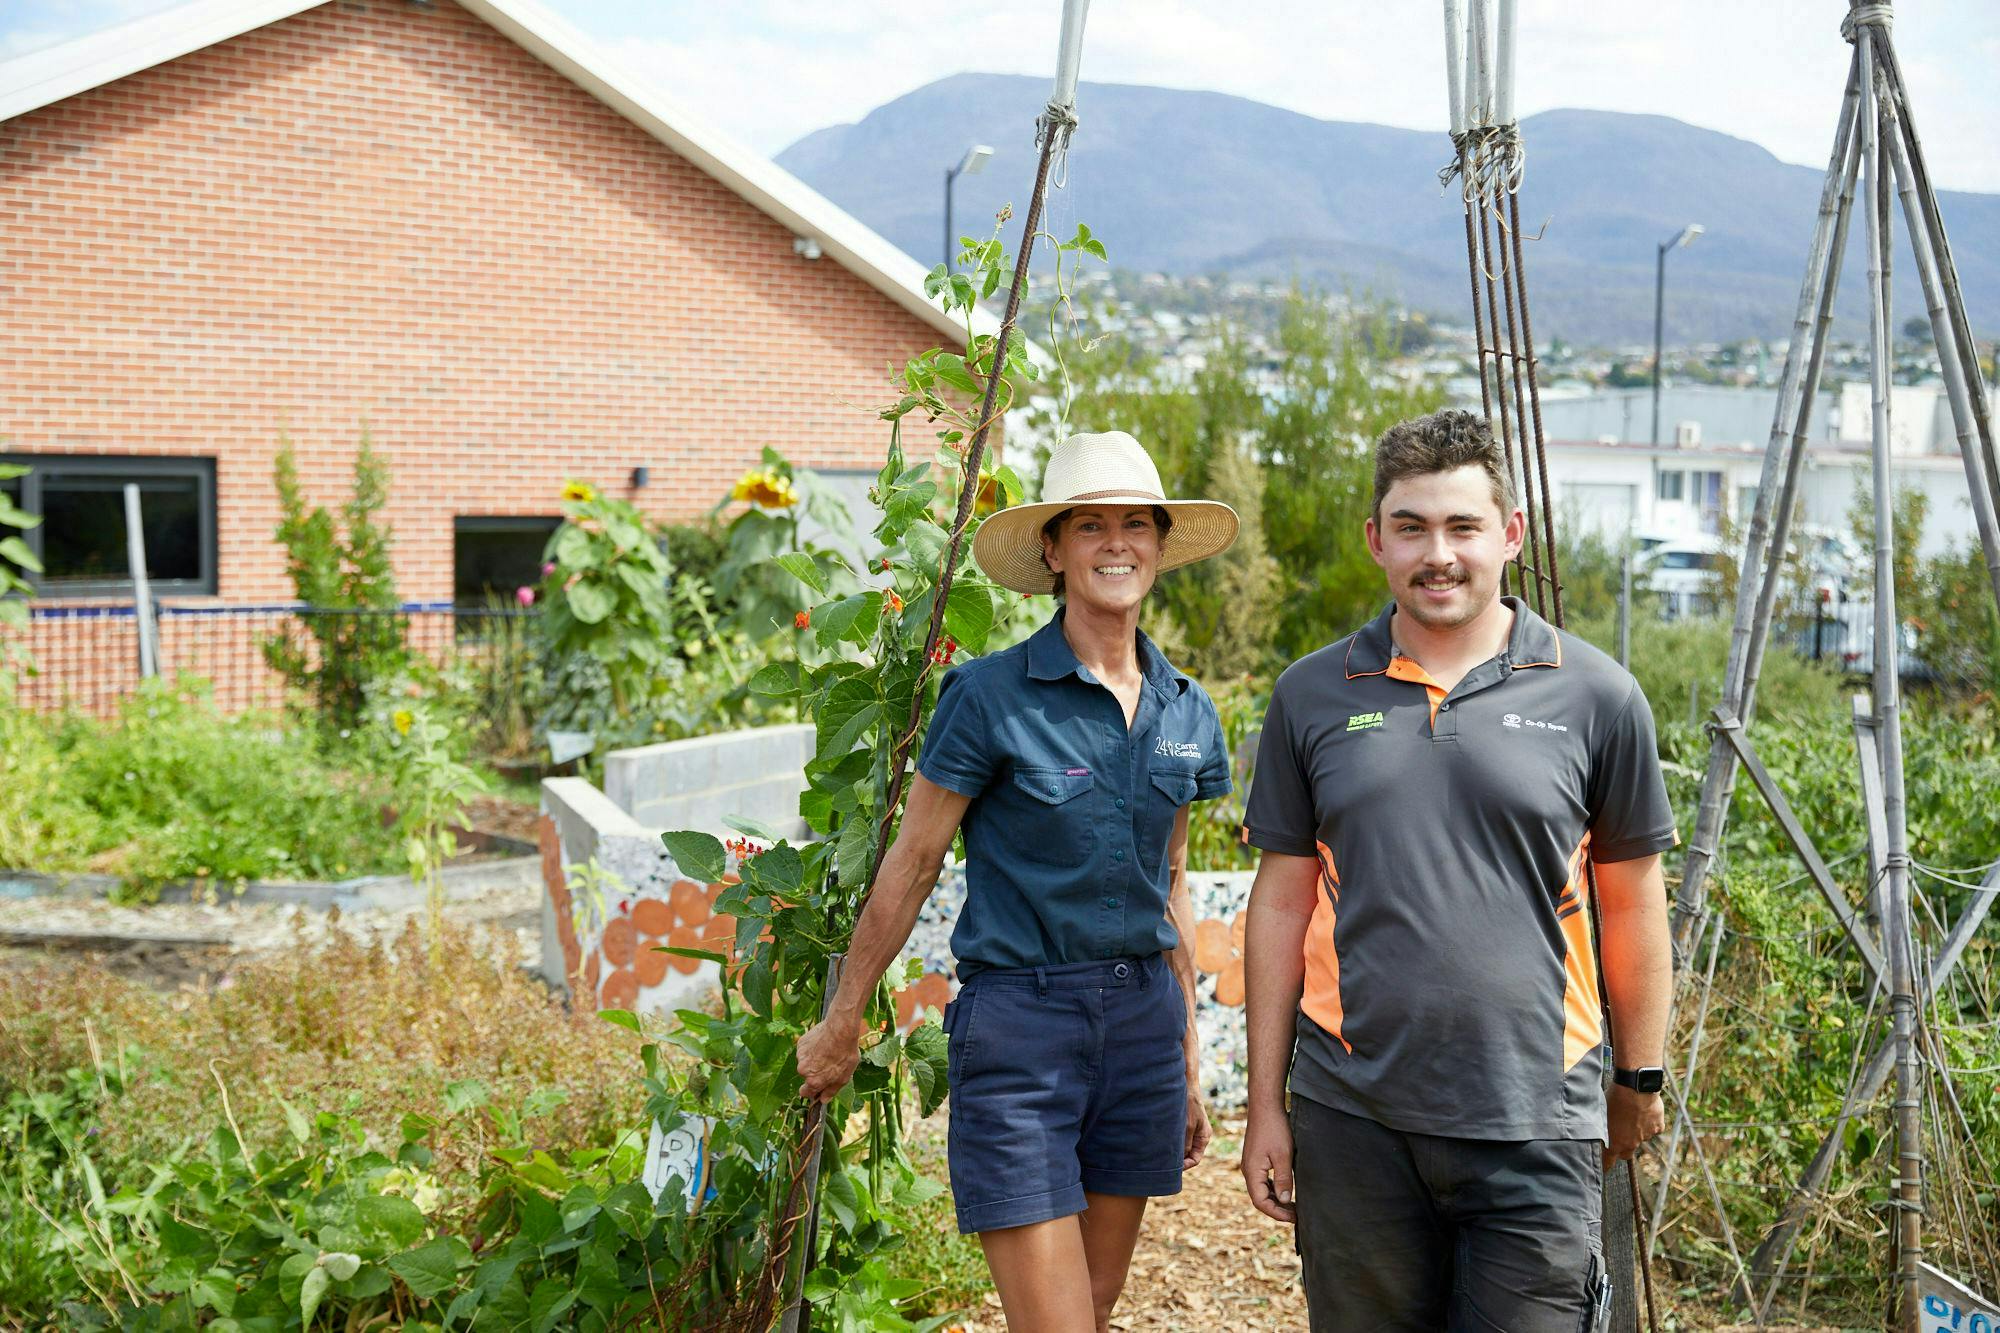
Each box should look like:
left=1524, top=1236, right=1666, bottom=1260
left=1503, top=712, right=1568, bottom=733
left=1345, top=711, right=1385, bottom=732
left=1154, top=738, right=1202, bottom=759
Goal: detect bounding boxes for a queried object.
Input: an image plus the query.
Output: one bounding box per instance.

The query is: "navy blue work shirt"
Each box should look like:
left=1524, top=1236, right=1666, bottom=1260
left=916, top=609, right=1233, bottom=979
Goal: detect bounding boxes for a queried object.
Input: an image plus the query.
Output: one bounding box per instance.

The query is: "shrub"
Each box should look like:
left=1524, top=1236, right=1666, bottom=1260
left=1, top=677, right=400, bottom=893
left=263, top=429, right=408, bottom=729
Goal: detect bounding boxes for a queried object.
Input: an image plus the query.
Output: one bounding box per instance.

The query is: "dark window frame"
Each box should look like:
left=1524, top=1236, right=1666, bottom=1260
left=452, top=514, right=563, bottom=609
left=1, top=453, right=219, bottom=598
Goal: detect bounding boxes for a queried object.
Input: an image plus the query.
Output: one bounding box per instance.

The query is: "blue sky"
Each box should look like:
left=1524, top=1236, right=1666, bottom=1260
left=6, top=0, right=1998, bottom=192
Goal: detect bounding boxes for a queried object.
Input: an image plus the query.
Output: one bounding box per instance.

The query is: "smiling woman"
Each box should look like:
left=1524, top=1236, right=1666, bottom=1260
left=793, top=429, right=1244, bottom=1330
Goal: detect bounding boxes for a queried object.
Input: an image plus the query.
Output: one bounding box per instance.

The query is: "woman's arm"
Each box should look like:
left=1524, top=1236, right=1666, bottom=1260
left=796, top=773, right=971, bottom=1102
left=1162, top=805, right=1212, bottom=1168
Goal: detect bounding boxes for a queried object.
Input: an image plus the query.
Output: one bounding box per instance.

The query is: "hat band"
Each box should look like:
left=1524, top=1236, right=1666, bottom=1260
left=1055, top=487, right=1167, bottom=503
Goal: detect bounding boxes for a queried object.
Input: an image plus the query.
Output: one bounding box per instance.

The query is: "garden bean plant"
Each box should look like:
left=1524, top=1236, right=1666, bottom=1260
left=638, top=224, right=1109, bottom=1331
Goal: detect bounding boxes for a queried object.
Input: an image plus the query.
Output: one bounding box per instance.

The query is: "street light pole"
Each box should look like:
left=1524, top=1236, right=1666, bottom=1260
left=943, top=144, right=994, bottom=271
left=1650, top=222, right=1705, bottom=445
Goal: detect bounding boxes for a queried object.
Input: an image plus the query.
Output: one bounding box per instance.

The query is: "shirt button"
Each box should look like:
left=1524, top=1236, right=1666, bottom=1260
left=1439, top=703, right=1450, bottom=712
left=1112, top=850, right=1124, bottom=861
left=1105, top=897, right=1120, bottom=908
left=1115, top=797, right=1126, bottom=809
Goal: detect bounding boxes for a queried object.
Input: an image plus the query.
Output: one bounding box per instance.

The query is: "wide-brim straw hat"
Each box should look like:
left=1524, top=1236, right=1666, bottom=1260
left=972, top=430, right=1239, bottom=595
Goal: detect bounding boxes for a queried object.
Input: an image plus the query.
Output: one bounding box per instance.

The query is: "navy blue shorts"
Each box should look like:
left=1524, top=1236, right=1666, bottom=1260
left=942, top=953, right=1188, bottom=1234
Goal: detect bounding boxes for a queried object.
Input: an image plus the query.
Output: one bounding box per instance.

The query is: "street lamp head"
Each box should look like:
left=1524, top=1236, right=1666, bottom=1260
left=955, top=144, right=994, bottom=178
left=1674, top=223, right=1705, bottom=250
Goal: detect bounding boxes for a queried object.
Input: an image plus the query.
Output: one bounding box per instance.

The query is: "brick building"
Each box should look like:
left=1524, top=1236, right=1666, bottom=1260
left=1, top=0, right=988, bottom=711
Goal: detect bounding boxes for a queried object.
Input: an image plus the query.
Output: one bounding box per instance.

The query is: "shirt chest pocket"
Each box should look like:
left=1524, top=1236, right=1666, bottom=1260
left=1010, top=766, right=1095, bottom=866
left=1143, top=767, right=1199, bottom=856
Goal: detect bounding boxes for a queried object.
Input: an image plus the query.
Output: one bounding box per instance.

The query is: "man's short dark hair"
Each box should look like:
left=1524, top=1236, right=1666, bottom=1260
left=1371, top=410, right=1517, bottom=521
left=1039, top=505, right=1174, bottom=601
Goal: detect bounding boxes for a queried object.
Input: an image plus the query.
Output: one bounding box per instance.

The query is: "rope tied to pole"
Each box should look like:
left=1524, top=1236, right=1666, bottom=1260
left=1840, top=3, right=1892, bottom=43
left=1036, top=100, right=1080, bottom=187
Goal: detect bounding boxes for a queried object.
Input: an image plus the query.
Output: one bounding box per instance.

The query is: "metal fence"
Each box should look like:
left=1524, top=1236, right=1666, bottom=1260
left=17, top=601, right=539, bottom=718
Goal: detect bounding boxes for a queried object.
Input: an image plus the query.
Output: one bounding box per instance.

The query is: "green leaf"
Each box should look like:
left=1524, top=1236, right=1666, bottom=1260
left=931, top=354, right=981, bottom=395
left=945, top=581, right=995, bottom=654
left=559, top=1183, right=600, bottom=1233
left=905, top=1019, right=951, bottom=1116
left=741, top=958, right=774, bottom=1017
left=600, top=1181, right=655, bottom=1240
left=814, top=591, right=884, bottom=649
left=192, top=1269, right=237, bottom=1315
left=903, top=520, right=948, bottom=572
left=660, top=830, right=727, bottom=882
left=656, top=945, right=726, bottom=966
left=355, top=1193, right=427, bottom=1250
left=823, top=701, right=881, bottom=761
left=821, top=1165, right=859, bottom=1234
left=750, top=841, right=804, bottom=896
left=300, top=1266, right=330, bottom=1327
left=528, top=1278, right=576, bottom=1333
left=0, top=536, right=41, bottom=573
left=386, top=1237, right=459, bottom=1299
left=748, top=661, right=803, bottom=697
left=815, top=676, right=878, bottom=748
left=564, top=577, right=615, bottom=625
left=772, top=552, right=828, bottom=596
left=836, top=815, right=874, bottom=891
left=444, top=1288, right=481, bottom=1329
left=443, top=1079, right=490, bottom=1114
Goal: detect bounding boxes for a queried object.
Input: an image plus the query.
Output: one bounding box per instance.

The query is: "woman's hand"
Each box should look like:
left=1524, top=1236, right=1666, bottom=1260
left=796, top=1012, right=867, bottom=1103
left=1183, top=1088, right=1212, bottom=1169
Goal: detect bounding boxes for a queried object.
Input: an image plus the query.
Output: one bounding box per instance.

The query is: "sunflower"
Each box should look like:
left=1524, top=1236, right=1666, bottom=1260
left=561, top=480, right=597, bottom=504
left=732, top=468, right=799, bottom=509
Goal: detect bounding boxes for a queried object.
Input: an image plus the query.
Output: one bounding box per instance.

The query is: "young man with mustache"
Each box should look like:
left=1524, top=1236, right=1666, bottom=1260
left=1236, top=409, right=1676, bottom=1330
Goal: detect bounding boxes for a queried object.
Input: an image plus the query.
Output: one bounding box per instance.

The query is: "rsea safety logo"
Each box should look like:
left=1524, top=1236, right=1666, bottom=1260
left=1346, top=711, right=1385, bottom=733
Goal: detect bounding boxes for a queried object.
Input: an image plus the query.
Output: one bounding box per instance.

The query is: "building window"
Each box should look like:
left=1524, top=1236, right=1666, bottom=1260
left=0, top=455, right=217, bottom=596
left=1692, top=470, right=1725, bottom=535
left=1657, top=470, right=1685, bottom=502
left=454, top=516, right=562, bottom=608
left=1736, top=483, right=1759, bottom=520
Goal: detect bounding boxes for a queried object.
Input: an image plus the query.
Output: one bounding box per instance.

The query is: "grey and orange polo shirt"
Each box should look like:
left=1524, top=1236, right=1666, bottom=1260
left=1242, top=597, right=1678, bottom=1142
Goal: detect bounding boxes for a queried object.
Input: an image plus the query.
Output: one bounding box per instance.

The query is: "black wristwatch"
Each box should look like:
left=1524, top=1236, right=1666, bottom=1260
left=1613, top=1066, right=1666, bottom=1094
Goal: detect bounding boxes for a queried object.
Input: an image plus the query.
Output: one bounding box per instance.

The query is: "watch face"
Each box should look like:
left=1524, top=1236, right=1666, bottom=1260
left=1633, top=1068, right=1665, bottom=1094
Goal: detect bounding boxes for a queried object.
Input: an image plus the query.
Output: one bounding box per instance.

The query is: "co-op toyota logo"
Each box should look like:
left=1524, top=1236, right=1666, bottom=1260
left=1503, top=713, right=1522, bottom=729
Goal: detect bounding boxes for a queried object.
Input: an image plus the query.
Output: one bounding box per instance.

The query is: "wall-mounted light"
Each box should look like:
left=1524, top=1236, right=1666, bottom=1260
left=793, top=236, right=822, bottom=261
left=631, top=466, right=650, bottom=489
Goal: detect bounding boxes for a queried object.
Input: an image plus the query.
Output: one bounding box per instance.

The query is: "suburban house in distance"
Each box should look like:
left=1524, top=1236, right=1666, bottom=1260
left=0, top=0, right=990, bottom=712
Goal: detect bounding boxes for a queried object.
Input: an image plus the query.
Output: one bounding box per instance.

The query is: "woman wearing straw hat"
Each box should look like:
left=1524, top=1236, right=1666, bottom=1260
left=797, top=430, right=1240, bottom=1331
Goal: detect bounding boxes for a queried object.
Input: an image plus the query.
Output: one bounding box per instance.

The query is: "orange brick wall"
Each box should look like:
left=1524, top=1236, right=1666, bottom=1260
left=0, top=0, right=945, bottom=615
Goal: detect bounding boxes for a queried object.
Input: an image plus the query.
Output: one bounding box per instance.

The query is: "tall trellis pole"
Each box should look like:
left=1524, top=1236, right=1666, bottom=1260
left=1439, top=4, right=1649, bottom=1328
left=773, top=4, right=1092, bottom=1328
left=1657, top=2, right=2000, bottom=1326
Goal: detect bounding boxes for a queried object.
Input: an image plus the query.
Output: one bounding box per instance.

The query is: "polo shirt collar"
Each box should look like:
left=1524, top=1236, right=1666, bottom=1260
left=1344, top=595, right=1562, bottom=680
left=1026, top=608, right=1190, bottom=697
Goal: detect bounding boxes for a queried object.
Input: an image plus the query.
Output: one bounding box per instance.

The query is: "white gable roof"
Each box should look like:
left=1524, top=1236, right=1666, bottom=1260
left=0, top=0, right=1002, bottom=348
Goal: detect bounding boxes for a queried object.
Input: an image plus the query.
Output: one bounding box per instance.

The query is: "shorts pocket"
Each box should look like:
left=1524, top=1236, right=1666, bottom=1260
left=945, top=986, right=982, bottom=1086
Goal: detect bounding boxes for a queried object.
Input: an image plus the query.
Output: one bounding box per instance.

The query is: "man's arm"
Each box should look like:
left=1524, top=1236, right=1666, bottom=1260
left=1240, top=850, right=1321, bottom=1223
left=796, top=774, right=971, bottom=1102
left=1594, top=851, right=1671, bottom=1163
left=1162, top=806, right=1211, bottom=1168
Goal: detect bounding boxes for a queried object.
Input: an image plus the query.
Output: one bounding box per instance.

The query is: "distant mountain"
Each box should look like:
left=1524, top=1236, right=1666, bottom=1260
left=777, top=75, right=2000, bottom=345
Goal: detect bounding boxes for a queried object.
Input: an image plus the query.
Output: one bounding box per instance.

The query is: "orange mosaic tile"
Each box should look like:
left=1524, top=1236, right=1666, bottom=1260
left=635, top=942, right=670, bottom=988
left=1192, top=918, right=1233, bottom=972
left=670, top=878, right=708, bottom=925
left=600, top=916, right=638, bottom=968
left=599, top=967, right=638, bottom=1011
left=632, top=897, right=674, bottom=936
left=1193, top=911, right=1248, bottom=1008
left=665, top=925, right=704, bottom=975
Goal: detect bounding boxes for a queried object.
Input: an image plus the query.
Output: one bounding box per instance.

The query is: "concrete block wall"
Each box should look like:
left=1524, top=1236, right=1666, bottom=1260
left=601, top=724, right=813, bottom=837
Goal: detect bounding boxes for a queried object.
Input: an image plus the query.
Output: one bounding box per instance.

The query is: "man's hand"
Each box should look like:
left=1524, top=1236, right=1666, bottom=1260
left=1605, top=1084, right=1665, bottom=1166
left=796, top=1012, right=867, bottom=1104
left=1183, top=1089, right=1212, bottom=1169
left=1240, top=1103, right=1296, bottom=1223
